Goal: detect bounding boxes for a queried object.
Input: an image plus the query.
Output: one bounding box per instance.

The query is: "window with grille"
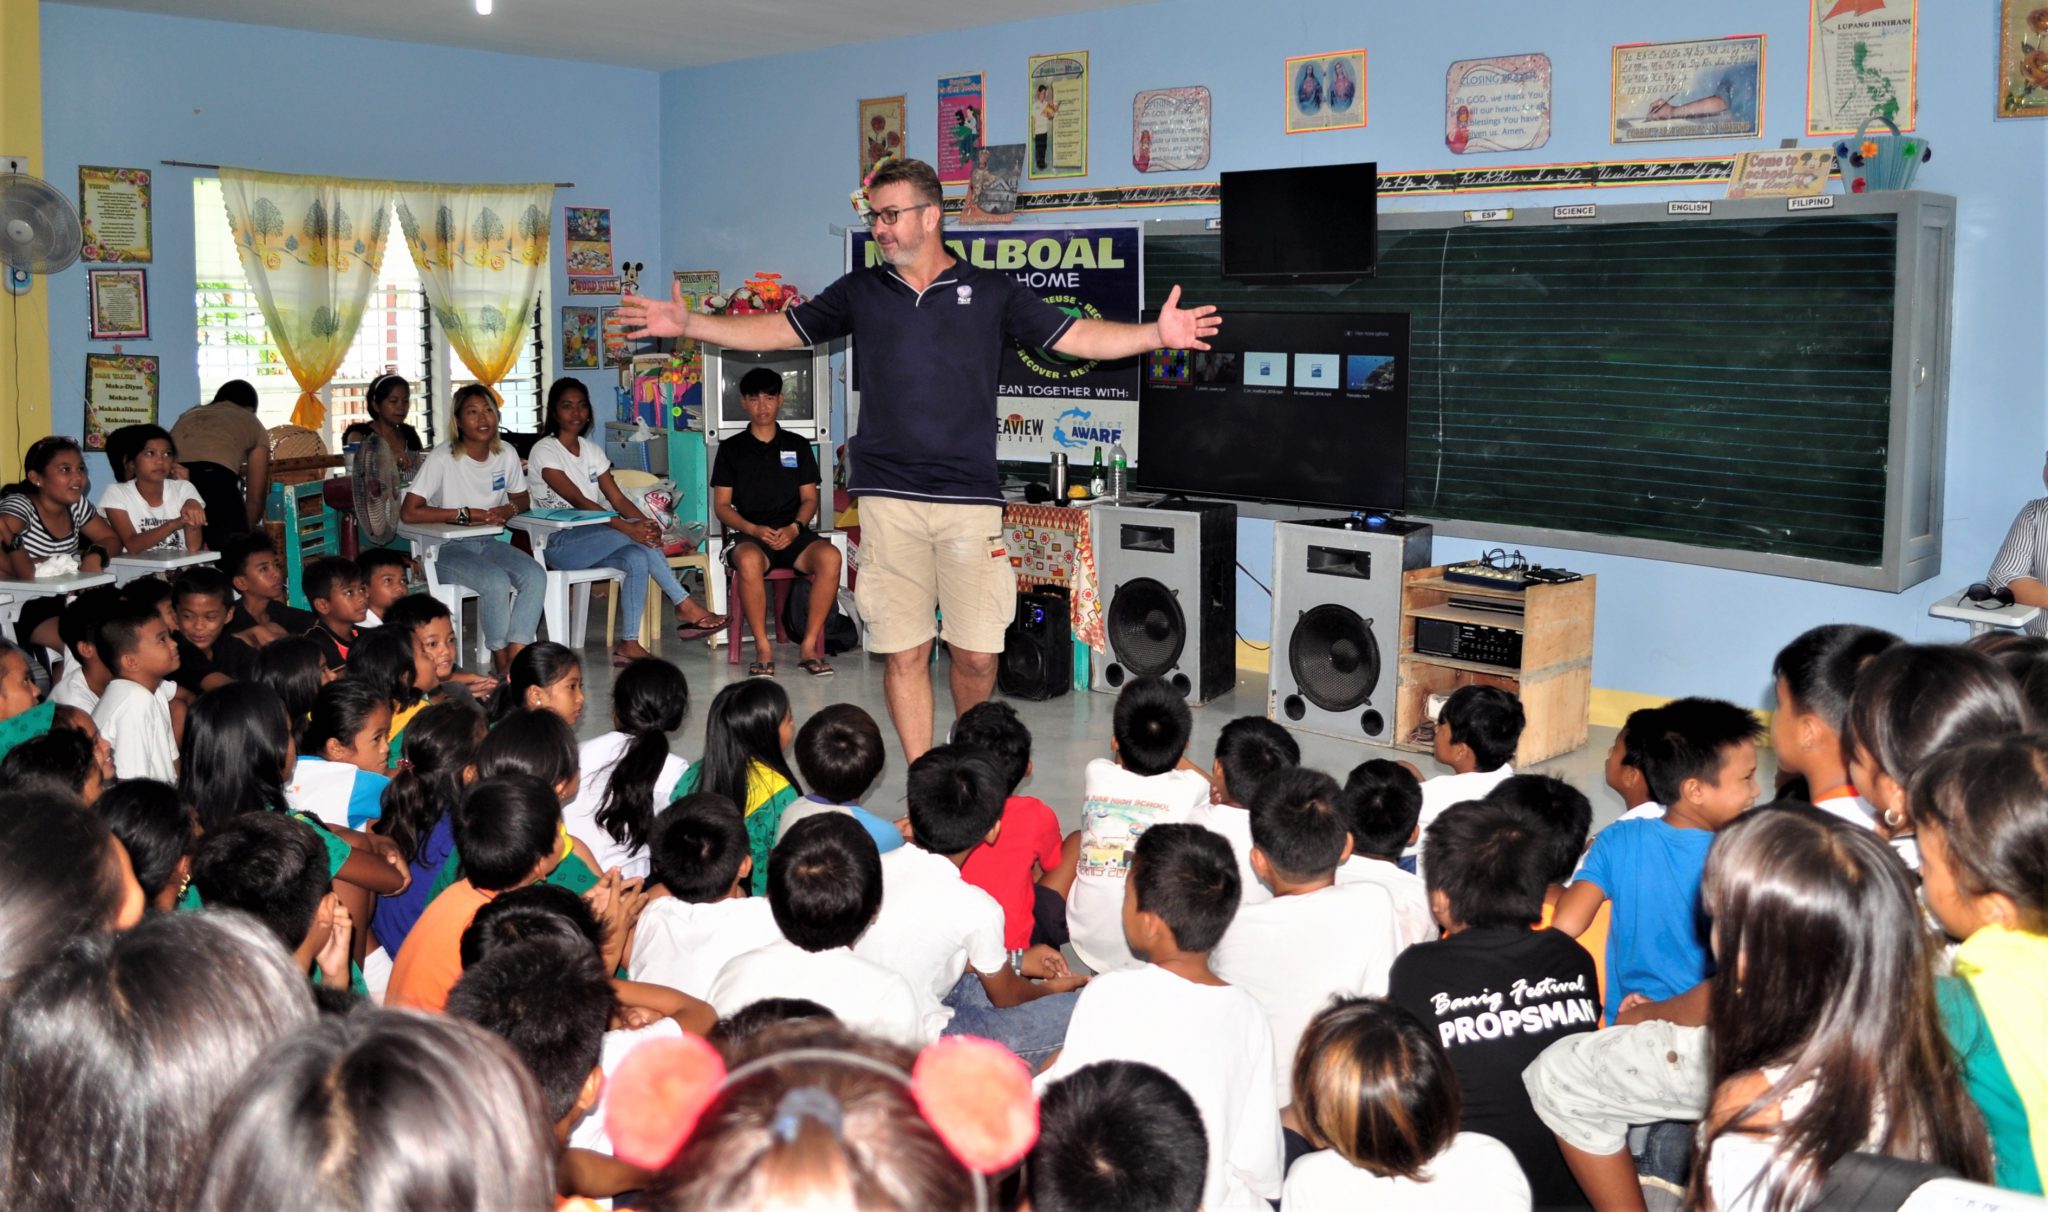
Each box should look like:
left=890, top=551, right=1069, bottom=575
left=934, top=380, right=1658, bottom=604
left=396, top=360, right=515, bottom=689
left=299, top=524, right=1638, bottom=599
left=193, top=178, right=546, bottom=450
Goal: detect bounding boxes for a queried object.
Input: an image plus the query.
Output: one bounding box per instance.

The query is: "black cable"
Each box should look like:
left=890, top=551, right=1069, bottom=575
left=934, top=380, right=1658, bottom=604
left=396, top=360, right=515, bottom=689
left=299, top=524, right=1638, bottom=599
left=1236, top=560, right=1271, bottom=597
left=1235, top=634, right=1270, bottom=650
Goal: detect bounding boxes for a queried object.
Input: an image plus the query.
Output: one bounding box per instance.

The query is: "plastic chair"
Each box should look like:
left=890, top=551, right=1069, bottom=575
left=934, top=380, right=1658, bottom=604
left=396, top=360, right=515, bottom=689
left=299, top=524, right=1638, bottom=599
left=727, top=565, right=801, bottom=666
left=541, top=563, right=624, bottom=651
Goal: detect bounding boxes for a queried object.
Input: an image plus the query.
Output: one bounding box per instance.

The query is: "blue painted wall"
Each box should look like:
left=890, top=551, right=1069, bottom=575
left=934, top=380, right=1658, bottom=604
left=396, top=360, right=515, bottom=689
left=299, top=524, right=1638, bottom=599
left=657, top=0, right=2048, bottom=707
left=38, top=3, right=665, bottom=480
left=34, top=0, right=2048, bottom=707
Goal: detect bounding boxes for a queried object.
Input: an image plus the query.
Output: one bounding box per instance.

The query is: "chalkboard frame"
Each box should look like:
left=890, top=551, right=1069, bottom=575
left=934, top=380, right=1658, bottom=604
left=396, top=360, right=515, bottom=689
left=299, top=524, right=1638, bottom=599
left=1143, top=191, right=1955, bottom=592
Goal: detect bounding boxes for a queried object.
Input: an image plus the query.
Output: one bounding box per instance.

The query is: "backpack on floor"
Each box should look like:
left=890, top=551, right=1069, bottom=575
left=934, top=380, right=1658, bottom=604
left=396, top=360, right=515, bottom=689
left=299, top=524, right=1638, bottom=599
left=783, top=582, right=862, bottom=657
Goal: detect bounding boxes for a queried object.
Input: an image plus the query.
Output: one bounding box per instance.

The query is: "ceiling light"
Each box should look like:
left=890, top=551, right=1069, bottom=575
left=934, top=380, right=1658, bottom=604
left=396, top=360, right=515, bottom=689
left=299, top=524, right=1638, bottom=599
left=474, top=0, right=492, bottom=13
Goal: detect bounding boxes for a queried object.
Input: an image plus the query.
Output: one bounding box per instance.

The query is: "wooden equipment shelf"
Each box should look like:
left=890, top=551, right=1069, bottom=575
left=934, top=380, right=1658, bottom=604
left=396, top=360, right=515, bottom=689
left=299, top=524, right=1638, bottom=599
left=1394, top=566, right=1596, bottom=766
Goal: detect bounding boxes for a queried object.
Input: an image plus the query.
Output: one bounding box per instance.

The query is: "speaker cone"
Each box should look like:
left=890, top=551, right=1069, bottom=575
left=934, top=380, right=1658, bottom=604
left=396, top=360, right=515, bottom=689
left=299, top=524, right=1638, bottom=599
left=1106, top=577, right=1186, bottom=677
left=1288, top=605, right=1380, bottom=712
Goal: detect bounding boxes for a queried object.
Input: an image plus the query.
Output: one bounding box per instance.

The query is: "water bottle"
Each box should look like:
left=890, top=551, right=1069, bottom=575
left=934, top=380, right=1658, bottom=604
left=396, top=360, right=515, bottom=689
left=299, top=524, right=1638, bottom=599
left=1089, top=445, right=1106, bottom=497
left=1109, top=441, right=1128, bottom=501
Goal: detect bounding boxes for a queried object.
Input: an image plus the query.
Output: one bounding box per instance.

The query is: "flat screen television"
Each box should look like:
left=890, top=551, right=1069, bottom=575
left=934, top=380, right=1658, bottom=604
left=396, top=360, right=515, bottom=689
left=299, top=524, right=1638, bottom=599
left=1135, top=310, right=1409, bottom=513
left=1220, top=162, right=1378, bottom=283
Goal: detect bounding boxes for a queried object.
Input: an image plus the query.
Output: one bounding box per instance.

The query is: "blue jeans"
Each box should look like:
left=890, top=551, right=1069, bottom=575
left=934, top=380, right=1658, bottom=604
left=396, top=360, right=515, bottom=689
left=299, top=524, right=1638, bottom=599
left=940, top=970, right=1079, bottom=1066
left=434, top=535, right=545, bottom=651
left=542, top=523, right=688, bottom=636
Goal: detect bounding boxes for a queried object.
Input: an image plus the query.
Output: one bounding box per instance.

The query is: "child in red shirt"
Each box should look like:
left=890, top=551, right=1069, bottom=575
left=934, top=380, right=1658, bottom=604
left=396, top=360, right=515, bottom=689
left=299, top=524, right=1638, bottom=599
left=953, top=701, right=1067, bottom=950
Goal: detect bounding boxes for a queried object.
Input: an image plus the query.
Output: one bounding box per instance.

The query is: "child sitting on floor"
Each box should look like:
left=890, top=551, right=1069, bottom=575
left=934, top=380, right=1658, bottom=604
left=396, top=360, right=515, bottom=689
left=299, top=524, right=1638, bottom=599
left=1030, top=1060, right=1210, bottom=1212
left=1410, top=684, right=1525, bottom=867
left=1199, top=715, right=1300, bottom=911
left=1054, top=675, right=1214, bottom=975
left=356, top=547, right=410, bottom=628
left=1285, top=997, right=1532, bottom=1209
left=301, top=556, right=368, bottom=671
left=1038, top=822, right=1282, bottom=1211
left=953, top=699, right=1066, bottom=950
left=706, top=812, right=924, bottom=1046
left=564, top=657, right=691, bottom=878
left=777, top=702, right=902, bottom=855
left=1334, top=758, right=1436, bottom=947
left=854, top=744, right=1087, bottom=1058
left=284, top=678, right=392, bottom=830
left=1552, top=696, right=1762, bottom=1023
left=90, top=601, right=181, bottom=782
left=191, top=810, right=360, bottom=994
left=630, top=792, right=784, bottom=1000
left=1769, top=622, right=1898, bottom=824
left=168, top=568, right=255, bottom=698
left=670, top=678, right=802, bottom=895
left=224, top=531, right=315, bottom=647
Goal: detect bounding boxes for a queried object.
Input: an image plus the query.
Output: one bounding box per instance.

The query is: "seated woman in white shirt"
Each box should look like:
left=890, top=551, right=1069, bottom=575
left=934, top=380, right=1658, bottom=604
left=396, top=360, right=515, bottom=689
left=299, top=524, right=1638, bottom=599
left=97, top=424, right=206, bottom=555
left=398, top=386, right=545, bottom=676
left=523, top=378, right=724, bottom=666
left=0, top=436, right=125, bottom=662
left=1989, top=448, right=2048, bottom=634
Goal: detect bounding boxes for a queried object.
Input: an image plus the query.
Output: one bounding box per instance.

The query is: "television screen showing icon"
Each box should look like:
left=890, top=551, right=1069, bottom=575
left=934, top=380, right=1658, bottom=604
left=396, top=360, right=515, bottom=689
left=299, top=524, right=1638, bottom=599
left=1294, top=353, right=1339, bottom=389
left=1245, top=352, right=1287, bottom=387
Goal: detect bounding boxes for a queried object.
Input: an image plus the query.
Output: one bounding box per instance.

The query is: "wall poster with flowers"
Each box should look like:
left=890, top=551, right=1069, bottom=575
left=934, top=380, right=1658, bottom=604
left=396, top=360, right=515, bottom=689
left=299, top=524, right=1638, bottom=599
left=860, top=96, right=907, bottom=177
left=78, top=166, right=152, bottom=262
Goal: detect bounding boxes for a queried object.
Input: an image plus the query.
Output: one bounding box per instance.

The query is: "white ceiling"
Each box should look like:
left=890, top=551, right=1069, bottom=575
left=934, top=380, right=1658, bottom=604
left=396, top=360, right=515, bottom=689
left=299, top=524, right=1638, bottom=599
left=57, top=0, right=1156, bottom=70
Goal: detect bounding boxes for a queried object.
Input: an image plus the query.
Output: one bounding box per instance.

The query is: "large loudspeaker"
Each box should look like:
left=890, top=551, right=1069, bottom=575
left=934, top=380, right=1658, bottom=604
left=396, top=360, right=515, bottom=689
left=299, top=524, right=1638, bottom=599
left=998, top=586, right=1071, bottom=700
left=1091, top=501, right=1237, bottom=705
left=1267, top=518, right=1433, bottom=741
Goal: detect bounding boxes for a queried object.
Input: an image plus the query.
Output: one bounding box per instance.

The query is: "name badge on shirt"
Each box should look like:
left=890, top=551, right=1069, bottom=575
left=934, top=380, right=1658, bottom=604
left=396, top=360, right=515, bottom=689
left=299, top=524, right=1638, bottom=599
left=492, top=473, right=506, bottom=491
left=779, top=451, right=800, bottom=469
left=589, top=469, right=601, bottom=483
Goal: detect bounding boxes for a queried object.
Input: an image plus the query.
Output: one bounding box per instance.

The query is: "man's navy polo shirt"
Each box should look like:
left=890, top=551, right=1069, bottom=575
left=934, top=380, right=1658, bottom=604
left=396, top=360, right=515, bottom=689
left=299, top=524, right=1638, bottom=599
left=786, top=259, right=1075, bottom=507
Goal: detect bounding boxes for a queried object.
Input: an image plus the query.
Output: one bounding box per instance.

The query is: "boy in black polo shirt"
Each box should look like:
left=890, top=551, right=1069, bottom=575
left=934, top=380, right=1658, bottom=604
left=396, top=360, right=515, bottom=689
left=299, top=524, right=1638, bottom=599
left=710, top=367, right=843, bottom=677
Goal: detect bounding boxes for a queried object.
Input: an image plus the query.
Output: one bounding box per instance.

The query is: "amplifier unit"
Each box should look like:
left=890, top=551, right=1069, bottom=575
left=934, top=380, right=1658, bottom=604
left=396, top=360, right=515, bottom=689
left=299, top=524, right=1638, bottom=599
left=1413, top=617, right=1523, bottom=669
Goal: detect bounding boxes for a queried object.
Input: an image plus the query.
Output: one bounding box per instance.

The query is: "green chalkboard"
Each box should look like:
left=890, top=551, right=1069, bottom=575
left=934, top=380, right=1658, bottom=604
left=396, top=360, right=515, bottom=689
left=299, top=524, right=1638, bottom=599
left=1145, top=210, right=1908, bottom=567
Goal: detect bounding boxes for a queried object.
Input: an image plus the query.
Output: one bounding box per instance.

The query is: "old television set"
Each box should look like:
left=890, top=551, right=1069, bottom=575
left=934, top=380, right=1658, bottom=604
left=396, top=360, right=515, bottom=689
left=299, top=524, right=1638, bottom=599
left=703, top=341, right=831, bottom=439
left=1219, top=162, right=1378, bottom=283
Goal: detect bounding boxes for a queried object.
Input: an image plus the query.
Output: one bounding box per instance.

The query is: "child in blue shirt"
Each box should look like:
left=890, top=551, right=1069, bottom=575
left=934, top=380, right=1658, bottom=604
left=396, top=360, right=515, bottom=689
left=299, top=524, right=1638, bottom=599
left=284, top=679, right=393, bottom=830
left=775, top=702, right=903, bottom=855
left=1553, top=696, right=1762, bottom=1022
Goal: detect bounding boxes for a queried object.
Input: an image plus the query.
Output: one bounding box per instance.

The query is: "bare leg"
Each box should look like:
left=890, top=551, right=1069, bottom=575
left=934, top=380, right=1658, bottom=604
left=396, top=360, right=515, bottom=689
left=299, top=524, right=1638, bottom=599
left=732, top=544, right=772, bottom=659
left=492, top=641, right=525, bottom=678
left=1037, top=830, right=1083, bottom=897
left=333, top=879, right=375, bottom=967
left=948, top=645, right=999, bottom=718
left=1559, top=1141, right=1650, bottom=1212
left=885, top=642, right=936, bottom=762
left=794, top=542, right=843, bottom=661
left=27, top=617, right=61, bottom=652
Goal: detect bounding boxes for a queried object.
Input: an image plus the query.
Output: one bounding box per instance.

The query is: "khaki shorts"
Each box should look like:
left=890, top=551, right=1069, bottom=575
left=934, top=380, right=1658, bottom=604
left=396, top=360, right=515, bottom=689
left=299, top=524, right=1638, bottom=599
left=854, top=496, right=1016, bottom=654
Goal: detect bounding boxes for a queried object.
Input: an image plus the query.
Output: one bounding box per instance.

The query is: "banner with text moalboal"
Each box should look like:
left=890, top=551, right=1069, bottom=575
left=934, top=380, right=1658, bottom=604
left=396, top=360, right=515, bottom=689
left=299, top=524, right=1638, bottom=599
left=847, top=223, right=1144, bottom=464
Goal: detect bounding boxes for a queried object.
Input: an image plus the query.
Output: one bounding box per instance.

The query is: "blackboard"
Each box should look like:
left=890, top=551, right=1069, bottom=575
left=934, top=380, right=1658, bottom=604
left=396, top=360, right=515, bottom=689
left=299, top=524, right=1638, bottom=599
left=1141, top=193, right=1954, bottom=590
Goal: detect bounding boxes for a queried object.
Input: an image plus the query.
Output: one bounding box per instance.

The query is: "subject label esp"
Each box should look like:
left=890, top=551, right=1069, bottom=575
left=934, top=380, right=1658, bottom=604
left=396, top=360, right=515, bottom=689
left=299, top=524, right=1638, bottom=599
left=1786, top=194, right=1836, bottom=211
left=1552, top=204, right=1597, bottom=219
left=1463, top=208, right=1514, bottom=223
left=1667, top=200, right=1713, bottom=215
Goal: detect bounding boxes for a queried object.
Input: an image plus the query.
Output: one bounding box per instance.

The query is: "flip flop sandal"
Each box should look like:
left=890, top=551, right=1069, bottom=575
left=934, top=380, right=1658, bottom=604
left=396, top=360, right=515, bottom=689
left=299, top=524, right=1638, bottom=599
left=748, top=661, right=776, bottom=677
left=676, top=613, right=727, bottom=640
left=799, top=658, right=836, bottom=677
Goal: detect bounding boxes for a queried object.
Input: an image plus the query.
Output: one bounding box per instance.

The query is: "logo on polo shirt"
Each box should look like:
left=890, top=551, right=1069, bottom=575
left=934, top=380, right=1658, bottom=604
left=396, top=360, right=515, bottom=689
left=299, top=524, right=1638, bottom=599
left=956, top=285, right=973, bottom=305
left=492, top=473, right=506, bottom=491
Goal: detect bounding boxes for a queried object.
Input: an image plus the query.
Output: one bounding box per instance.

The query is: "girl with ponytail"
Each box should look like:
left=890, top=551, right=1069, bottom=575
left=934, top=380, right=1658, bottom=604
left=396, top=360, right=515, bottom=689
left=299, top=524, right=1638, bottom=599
left=369, top=701, right=489, bottom=955
left=563, top=658, right=690, bottom=877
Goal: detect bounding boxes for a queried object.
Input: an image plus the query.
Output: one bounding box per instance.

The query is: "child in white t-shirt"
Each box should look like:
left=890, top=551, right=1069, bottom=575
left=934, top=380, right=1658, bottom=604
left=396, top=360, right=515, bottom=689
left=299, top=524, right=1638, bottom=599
left=90, top=604, right=182, bottom=782
left=1212, top=767, right=1406, bottom=1106
left=564, top=658, right=690, bottom=878
left=1409, top=685, right=1524, bottom=864
left=853, top=745, right=1087, bottom=1061
left=708, top=813, right=924, bottom=1046
left=1334, top=758, right=1437, bottom=947
left=1283, top=997, right=1532, bottom=1211
left=630, top=793, right=783, bottom=1000
left=98, top=424, right=206, bottom=554
left=1197, top=715, right=1299, bottom=912
left=1052, top=676, right=1214, bottom=974
left=1038, top=823, right=1283, bottom=1211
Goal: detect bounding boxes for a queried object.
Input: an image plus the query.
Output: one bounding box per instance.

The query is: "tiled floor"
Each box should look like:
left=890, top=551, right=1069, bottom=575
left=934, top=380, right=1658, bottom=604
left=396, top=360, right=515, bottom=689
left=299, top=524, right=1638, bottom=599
left=568, top=624, right=1672, bottom=835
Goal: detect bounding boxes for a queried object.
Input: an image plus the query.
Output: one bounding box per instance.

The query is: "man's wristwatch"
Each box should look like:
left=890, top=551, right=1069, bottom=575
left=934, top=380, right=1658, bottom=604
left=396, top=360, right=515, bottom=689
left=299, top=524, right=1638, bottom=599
left=455, top=506, right=471, bottom=526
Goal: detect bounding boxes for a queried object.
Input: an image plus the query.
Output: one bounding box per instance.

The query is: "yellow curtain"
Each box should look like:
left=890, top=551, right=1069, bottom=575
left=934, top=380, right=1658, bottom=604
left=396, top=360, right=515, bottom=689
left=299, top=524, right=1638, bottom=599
left=393, top=183, right=553, bottom=396
left=218, top=168, right=394, bottom=429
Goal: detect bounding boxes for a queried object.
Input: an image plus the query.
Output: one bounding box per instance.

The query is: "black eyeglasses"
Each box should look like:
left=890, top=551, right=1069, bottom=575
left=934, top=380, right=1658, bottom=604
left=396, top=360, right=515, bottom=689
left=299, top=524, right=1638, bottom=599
left=865, top=203, right=933, bottom=228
